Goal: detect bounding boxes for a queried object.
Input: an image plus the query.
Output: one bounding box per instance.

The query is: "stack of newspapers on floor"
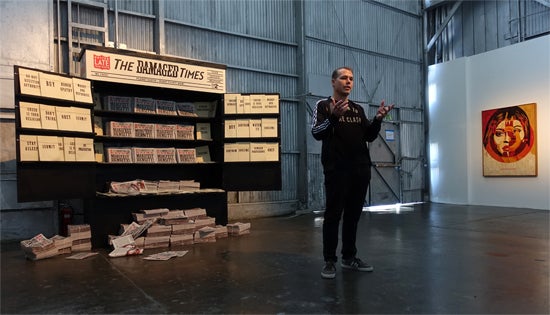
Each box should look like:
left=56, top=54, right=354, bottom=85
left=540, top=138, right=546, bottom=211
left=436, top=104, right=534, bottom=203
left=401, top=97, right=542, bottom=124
left=20, top=224, right=94, bottom=260
left=107, top=207, right=251, bottom=259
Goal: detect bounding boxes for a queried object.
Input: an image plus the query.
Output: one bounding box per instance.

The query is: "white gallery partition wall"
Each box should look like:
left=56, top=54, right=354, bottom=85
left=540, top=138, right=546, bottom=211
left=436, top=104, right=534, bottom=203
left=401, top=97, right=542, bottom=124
left=428, top=35, right=550, bottom=210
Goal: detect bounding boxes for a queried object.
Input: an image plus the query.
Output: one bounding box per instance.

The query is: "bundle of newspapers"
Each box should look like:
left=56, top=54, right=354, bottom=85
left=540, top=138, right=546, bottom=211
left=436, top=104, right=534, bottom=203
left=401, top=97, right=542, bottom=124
left=20, top=224, right=93, bottom=260
left=106, top=179, right=201, bottom=195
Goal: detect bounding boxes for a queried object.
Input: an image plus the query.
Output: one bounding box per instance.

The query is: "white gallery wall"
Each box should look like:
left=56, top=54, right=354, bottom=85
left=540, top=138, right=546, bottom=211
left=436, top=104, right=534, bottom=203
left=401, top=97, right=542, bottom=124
left=428, top=35, right=550, bottom=210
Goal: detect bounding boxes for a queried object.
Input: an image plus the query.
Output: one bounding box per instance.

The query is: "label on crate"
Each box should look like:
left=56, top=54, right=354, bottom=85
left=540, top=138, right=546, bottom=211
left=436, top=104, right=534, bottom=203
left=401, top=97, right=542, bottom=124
left=224, top=143, right=239, bottom=162
left=250, top=94, right=264, bottom=114
left=39, top=104, right=58, bottom=130
left=264, top=94, right=279, bottom=114
left=224, top=120, right=237, bottom=138
left=39, top=72, right=75, bottom=101
left=72, top=78, right=93, bottom=103
left=236, top=119, right=250, bottom=138
left=75, top=138, right=95, bottom=161
left=72, top=107, right=92, bottom=133
left=37, top=136, right=63, bottom=161
left=224, top=93, right=238, bottom=114
left=19, top=135, right=39, bottom=161
left=19, top=102, right=42, bottom=129
left=261, top=118, right=278, bottom=137
left=249, top=119, right=262, bottom=138
left=250, top=142, right=266, bottom=162
left=18, top=68, right=42, bottom=97
left=55, top=106, right=76, bottom=131
left=237, top=142, right=251, bottom=162
left=63, top=137, right=76, bottom=162
left=265, top=142, right=279, bottom=161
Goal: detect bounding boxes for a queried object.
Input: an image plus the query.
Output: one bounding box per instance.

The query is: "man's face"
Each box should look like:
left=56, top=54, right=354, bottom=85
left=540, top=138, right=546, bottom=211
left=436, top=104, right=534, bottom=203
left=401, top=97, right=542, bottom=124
left=332, top=68, right=354, bottom=97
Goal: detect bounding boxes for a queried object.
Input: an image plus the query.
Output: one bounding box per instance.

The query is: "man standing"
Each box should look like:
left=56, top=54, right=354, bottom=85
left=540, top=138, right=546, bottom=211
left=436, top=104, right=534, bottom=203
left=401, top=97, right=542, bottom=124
left=311, top=66, right=394, bottom=279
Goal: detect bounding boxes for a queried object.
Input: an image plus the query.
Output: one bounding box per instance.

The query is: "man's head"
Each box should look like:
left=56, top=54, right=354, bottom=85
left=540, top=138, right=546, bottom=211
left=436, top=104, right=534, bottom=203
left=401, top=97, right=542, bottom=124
left=331, top=67, right=354, bottom=98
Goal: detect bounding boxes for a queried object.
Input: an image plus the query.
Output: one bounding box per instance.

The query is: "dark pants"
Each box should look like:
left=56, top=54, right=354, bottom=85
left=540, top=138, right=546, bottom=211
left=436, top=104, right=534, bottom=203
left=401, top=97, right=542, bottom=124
left=323, top=167, right=370, bottom=262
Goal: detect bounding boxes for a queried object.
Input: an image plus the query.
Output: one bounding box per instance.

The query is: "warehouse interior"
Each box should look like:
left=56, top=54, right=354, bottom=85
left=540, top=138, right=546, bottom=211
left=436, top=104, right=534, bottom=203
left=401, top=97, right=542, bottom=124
left=1, top=0, right=549, bottom=314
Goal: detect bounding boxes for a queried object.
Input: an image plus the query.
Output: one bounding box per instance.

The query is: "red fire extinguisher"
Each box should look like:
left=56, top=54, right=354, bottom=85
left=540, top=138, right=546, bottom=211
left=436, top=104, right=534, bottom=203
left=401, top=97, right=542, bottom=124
left=59, top=203, right=73, bottom=236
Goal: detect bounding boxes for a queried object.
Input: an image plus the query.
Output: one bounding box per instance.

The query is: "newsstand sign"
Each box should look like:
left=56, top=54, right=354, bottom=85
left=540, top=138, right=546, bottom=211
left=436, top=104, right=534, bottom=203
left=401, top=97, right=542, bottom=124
left=80, top=48, right=226, bottom=94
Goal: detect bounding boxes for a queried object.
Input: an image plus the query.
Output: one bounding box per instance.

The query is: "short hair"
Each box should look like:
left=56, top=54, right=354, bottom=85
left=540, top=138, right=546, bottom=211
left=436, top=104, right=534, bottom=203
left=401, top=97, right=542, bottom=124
left=332, top=67, right=353, bottom=79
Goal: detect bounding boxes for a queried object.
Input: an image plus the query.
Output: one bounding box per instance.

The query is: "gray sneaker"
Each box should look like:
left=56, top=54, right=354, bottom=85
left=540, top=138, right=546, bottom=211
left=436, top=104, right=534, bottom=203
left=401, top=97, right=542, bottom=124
left=321, top=261, right=336, bottom=279
left=341, top=257, right=374, bottom=272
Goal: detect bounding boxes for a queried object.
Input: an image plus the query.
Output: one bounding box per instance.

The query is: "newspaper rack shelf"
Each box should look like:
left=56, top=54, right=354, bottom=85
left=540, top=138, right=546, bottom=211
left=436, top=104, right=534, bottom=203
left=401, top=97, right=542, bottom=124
left=14, top=47, right=281, bottom=248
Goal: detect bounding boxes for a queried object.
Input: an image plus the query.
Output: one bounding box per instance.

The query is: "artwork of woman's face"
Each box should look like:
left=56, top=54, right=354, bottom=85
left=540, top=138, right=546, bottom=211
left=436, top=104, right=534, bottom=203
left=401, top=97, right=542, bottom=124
left=493, top=118, right=525, bottom=156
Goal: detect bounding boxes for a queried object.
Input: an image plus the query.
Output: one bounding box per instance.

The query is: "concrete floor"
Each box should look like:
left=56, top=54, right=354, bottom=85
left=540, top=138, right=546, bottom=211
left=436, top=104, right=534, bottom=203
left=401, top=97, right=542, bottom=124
left=1, top=202, right=548, bottom=314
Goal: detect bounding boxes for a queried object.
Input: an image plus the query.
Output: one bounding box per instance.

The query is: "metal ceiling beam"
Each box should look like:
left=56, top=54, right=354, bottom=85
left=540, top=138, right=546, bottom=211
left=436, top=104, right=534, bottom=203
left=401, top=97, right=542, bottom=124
left=425, top=0, right=463, bottom=53
left=534, top=0, right=550, bottom=8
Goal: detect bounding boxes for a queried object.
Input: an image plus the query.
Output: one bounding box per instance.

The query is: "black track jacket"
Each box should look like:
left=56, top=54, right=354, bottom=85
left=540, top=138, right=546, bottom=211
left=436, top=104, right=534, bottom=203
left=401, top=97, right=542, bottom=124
left=311, top=97, right=382, bottom=173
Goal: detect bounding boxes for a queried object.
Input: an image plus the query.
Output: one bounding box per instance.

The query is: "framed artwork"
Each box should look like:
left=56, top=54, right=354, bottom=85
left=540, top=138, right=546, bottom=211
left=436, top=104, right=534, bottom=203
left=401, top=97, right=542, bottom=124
left=482, top=103, right=537, bottom=177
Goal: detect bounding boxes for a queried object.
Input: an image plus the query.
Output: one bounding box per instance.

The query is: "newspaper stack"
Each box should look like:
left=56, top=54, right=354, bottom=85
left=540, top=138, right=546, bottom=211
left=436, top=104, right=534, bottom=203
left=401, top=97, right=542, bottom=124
left=169, top=233, right=194, bottom=247
left=170, top=221, right=196, bottom=236
left=194, top=226, right=216, bottom=243
left=184, top=208, right=208, bottom=220
left=163, top=210, right=194, bottom=247
left=144, top=236, right=170, bottom=249
left=227, top=222, right=251, bottom=236
left=109, top=179, right=145, bottom=195
left=175, top=125, right=195, bottom=140
left=157, top=210, right=188, bottom=225
left=193, top=217, right=216, bottom=230
left=51, top=235, right=73, bottom=254
left=146, top=224, right=172, bottom=237
left=142, top=180, right=159, bottom=193
left=142, top=208, right=169, bottom=220
left=157, top=180, right=180, bottom=193
left=68, top=224, right=92, bottom=251
left=20, top=234, right=58, bottom=260
left=214, top=225, right=228, bottom=239
left=179, top=180, right=200, bottom=191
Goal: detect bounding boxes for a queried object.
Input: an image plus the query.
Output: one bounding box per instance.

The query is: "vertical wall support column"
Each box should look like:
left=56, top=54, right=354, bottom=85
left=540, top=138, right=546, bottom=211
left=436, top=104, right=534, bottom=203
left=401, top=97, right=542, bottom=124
left=154, top=0, right=165, bottom=55
left=295, top=0, right=309, bottom=210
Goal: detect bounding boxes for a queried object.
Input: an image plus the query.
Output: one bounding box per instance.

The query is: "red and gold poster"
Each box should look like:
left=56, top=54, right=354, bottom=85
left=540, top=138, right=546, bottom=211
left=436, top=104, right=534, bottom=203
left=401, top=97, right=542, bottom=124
left=482, top=103, right=537, bottom=177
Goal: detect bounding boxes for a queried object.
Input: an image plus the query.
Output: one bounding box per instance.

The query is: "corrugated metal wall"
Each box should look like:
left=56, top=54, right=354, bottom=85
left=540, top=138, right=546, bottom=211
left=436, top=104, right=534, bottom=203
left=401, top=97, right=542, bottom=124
left=161, top=0, right=300, bottom=205
left=52, top=0, right=426, bottom=215
left=425, top=0, right=550, bottom=65
left=304, top=0, right=425, bottom=210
